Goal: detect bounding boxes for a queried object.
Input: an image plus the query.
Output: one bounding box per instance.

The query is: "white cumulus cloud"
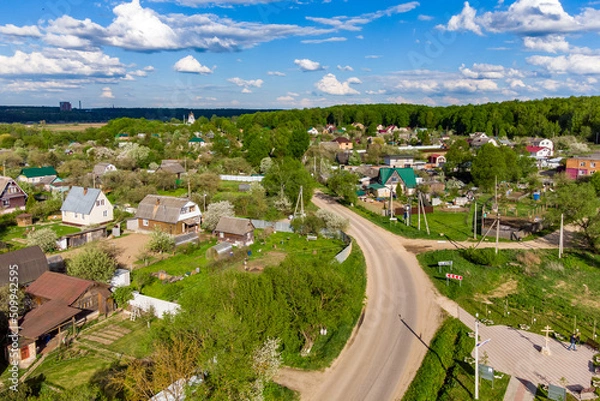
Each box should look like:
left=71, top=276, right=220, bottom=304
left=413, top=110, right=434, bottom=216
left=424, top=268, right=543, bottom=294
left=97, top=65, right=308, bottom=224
left=228, top=77, right=264, bottom=87
left=315, top=73, right=361, bottom=95
left=337, top=65, right=354, bottom=71
left=101, top=87, right=115, bottom=98
left=294, top=58, right=323, bottom=71
left=174, top=55, right=213, bottom=74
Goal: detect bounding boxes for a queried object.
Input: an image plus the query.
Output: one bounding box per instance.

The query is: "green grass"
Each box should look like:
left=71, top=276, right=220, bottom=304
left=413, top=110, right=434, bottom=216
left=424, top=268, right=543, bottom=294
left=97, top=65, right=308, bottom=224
left=1, top=222, right=81, bottom=248
left=417, top=248, right=600, bottom=343
left=80, top=319, right=151, bottom=359
left=403, top=316, right=510, bottom=401
left=352, top=204, right=474, bottom=241
left=29, top=348, right=115, bottom=390
left=156, top=187, right=188, bottom=197
left=133, top=232, right=347, bottom=301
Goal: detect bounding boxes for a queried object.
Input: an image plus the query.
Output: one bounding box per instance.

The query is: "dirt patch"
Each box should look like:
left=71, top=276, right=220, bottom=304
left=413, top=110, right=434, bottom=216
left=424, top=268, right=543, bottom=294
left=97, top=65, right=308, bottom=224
left=245, top=251, right=287, bottom=272
left=554, top=280, right=567, bottom=289
left=488, top=279, right=519, bottom=299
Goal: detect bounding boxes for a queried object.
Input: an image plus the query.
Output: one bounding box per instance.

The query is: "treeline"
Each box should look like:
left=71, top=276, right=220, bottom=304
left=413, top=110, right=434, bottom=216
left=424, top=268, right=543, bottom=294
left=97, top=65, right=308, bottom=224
left=0, top=106, right=272, bottom=124
left=236, top=96, right=600, bottom=140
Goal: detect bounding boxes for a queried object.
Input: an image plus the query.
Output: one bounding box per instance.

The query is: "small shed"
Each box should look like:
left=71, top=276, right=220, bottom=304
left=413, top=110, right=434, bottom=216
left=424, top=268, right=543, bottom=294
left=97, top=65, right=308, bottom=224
left=110, top=269, right=131, bottom=288
left=16, top=213, right=33, bottom=227
left=206, top=242, right=233, bottom=260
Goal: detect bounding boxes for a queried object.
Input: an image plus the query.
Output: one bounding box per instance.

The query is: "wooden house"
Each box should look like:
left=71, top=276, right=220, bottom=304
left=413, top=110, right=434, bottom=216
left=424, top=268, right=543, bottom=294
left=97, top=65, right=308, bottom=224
left=214, top=216, right=255, bottom=246
left=135, top=195, right=201, bottom=235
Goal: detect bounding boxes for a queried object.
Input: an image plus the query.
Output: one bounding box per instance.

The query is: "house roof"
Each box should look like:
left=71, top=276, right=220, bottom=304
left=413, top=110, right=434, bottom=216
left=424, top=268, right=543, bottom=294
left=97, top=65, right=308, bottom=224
left=368, top=183, right=387, bottom=190
left=26, top=271, right=95, bottom=305
left=19, top=166, right=58, bottom=178
left=333, top=137, right=351, bottom=144
left=214, top=216, right=254, bottom=236
left=136, top=195, right=197, bottom=224
left=378, top=167, right=417, bottom=189
left=0, top=176, right=25, bottom=198
left=158, top=160, right=186, bottom=174
left=188, top=137, right=205, bottom=143
left=19, top=299, right=80, bottom=339
left=385, top=155, right=414, bottom=160
left=60, top=186, right=103, bottom=215
left=526, top=146, right=546, bottom=153
left=92, top=162, right=115, bottom=176
left=0, top=246, right=48, bottom=286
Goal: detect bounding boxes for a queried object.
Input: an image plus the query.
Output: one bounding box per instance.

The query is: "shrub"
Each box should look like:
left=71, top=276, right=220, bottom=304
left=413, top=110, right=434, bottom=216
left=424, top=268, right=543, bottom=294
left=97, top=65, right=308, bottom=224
left=26, top=227, right=58, bottom=252
left=113, top=286, right=134, bottom=309
left=461, top=247, right=505, bottom=266
left=546, top=260, right=565, bottom=272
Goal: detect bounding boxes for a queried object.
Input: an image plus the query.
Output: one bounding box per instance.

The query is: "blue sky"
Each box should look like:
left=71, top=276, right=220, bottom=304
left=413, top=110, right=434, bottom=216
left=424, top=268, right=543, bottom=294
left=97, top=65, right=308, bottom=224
left=0, top=0, right=599, bottom=109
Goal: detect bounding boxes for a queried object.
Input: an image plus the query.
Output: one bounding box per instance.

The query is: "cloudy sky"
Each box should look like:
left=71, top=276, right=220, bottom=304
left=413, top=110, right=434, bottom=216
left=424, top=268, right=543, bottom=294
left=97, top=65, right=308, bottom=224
left=0, top=0, right=599, bottom=109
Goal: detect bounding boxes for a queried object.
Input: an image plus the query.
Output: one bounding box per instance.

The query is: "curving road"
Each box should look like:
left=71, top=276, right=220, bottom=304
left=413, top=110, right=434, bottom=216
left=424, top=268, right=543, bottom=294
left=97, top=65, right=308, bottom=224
left=303, top=194, right=442, bottom=401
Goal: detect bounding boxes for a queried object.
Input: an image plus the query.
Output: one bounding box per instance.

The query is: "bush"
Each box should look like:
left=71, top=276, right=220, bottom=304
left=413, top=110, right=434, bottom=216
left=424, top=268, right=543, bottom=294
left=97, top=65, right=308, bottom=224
left=113, top=286, right=134, bottom=309
left=26, top=227, right=58, bottom=252
left=461, top=247, right=505, bottom=266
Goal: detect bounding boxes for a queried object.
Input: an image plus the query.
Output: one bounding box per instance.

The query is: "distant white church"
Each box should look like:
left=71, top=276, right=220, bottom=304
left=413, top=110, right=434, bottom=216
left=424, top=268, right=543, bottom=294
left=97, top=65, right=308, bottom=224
left=187, top=112, right=195, bottom=125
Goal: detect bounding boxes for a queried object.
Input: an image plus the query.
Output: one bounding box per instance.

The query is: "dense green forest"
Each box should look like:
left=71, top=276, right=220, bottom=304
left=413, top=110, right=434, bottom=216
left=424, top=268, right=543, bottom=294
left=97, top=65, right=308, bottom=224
left=238, top=96, right=600, bottom=140
left=0, top=106, right=271, bottom=124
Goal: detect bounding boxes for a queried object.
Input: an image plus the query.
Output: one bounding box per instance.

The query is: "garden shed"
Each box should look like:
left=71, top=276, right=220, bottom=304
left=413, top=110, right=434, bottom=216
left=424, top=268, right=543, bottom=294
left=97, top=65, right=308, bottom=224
left=206, top=242, right=233, bottom=260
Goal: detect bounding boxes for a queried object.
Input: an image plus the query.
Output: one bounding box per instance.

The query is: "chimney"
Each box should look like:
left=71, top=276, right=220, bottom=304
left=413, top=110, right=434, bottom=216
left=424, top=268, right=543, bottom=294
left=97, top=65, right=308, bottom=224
left=83, top=187, right=88, bottom=196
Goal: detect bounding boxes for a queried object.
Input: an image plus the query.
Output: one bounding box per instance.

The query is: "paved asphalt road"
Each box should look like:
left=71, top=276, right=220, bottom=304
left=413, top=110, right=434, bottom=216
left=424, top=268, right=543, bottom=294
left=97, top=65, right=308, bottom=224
left=307, top=193, right=441, bottom=401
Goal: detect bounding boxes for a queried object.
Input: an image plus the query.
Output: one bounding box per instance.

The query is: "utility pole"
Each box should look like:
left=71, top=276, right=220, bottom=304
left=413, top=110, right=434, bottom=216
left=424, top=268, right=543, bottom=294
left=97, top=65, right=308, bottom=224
left=559, top=213, right=564, bottom=259
left=475, top=314, right=480, bottom=400
left=420, top=192, right=430, bottom=235
left=495, top=176, right=499, bottom=254
left=294, top=186, right=305, bottom=219
left=417, top=192, right=421, bottom=231
left=474, top=202, right=477, bottom=240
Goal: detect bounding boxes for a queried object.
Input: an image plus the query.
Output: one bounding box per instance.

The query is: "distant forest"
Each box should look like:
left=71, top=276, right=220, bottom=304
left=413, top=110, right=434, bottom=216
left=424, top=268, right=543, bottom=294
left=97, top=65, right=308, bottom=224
left=0, top=106, right=272, bottom=124
left=236, top=96, right=600, bottom=141
left=4, top=95, right=600, bottom=141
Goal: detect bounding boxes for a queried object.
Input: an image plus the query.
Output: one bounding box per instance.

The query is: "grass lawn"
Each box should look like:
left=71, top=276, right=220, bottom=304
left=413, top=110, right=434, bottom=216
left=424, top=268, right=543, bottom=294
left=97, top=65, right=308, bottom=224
left=133, top=231, right=347, bottom=301
left=156, top=187, right=188, bottom=197
left=353, top=203, right=474, bottom=241
left=417, top=248, right=600, bottom=343
left=29, top=348, right=115, bottom=390
left=1, top=222, right=81, bottom=248
left=403, top=316, right=510, bottom=400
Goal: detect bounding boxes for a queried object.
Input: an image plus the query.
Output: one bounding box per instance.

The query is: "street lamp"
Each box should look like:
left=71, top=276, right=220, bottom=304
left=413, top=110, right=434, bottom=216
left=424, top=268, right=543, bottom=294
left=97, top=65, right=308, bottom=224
left=475, top=313, right=479, bottom=400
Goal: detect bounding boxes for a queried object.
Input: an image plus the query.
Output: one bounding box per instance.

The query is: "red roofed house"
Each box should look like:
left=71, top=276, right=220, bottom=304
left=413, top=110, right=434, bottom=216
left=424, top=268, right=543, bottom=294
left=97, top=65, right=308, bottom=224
left=526, top=146, right=552, bottom=158
left=428, top=154, right=446, bottom=168
left=7, top=272, right=114, bottom=368
left=333, top=137, right=353, bottom=150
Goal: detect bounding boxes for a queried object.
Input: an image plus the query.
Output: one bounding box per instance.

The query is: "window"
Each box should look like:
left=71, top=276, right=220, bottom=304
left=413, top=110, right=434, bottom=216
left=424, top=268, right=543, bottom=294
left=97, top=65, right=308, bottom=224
left=96, top=199, right=105, bottom=207
left=74, top=213, right=78, bottom=218
left=592, top=162, right=597, bottom=168
left=2, top=200, right=9, bottom=207
left=143, top=219, right=149, bottom=226
left=580, top=162, right=586, bottom=167
left=103, top=210, right=108, bottom=217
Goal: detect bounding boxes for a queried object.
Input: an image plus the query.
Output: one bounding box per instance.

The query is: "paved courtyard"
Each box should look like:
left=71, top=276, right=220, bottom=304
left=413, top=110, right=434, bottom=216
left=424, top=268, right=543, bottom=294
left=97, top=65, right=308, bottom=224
left=439, top=299, right=596, bottom=400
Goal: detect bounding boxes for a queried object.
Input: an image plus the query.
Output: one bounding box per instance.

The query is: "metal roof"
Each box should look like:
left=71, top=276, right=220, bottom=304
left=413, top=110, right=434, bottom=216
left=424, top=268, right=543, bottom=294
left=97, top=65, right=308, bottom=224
left=378, top=167, right=417, bottom=189
left=0, top=246, right=48, bottom=286
left=19, top=166, right=58, bottom=178
left=19, top=299, right=80, bottom=339
left=60, top=186, right=103, bottom=215
left=26, top=271, right=95, bottom=305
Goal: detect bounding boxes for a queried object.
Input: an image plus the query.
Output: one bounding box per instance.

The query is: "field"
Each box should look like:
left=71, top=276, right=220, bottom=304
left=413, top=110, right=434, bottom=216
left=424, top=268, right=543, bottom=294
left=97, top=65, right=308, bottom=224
left=36, top=123, right=107, bottom=132
left=402, top=316, right=510, bottom=401
left=417, top=248, right=600, bottom=343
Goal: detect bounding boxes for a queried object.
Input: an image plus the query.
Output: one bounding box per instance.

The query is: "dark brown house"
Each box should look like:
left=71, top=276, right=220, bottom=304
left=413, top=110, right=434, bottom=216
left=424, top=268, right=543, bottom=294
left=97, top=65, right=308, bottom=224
left=9, top=272, right=115, bottom=368
left=214, top=216, right=255, bottom=246
left=0, top=176, right=27, bottom=214
left=0, top=246, right=48, bottom=287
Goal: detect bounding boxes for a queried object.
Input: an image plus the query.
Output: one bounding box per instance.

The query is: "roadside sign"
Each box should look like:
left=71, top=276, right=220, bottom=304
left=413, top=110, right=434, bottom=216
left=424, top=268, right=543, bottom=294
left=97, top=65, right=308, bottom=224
left=445, top=273, right=463, bottom=286
left=438, top=260, right=453, bottom=273
left=547, top=384, right=566, bottom=401
left=478, top=365, right=495, bottom=388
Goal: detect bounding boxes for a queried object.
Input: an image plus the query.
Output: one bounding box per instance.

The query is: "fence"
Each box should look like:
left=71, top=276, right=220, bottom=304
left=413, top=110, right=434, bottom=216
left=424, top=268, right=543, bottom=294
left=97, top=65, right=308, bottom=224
left=129, top=292, right=180, bottom=318
left=251, top=219, right=293, bottom=233
left=220, top=175, right=264, bottom=182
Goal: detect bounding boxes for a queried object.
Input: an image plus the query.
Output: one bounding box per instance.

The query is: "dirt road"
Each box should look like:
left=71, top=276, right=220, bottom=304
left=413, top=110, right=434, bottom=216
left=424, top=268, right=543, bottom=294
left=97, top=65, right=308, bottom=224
left=275, top=194, right=443, bottom=401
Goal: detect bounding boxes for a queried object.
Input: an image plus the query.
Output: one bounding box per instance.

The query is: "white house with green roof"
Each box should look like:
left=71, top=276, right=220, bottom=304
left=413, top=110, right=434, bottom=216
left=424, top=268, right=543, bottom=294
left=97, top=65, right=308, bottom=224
left=375, top=167, right=417, bottom=196
left=17, top=166, right=58, bottom=185
left=188, top=137, right=206, bottom=148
